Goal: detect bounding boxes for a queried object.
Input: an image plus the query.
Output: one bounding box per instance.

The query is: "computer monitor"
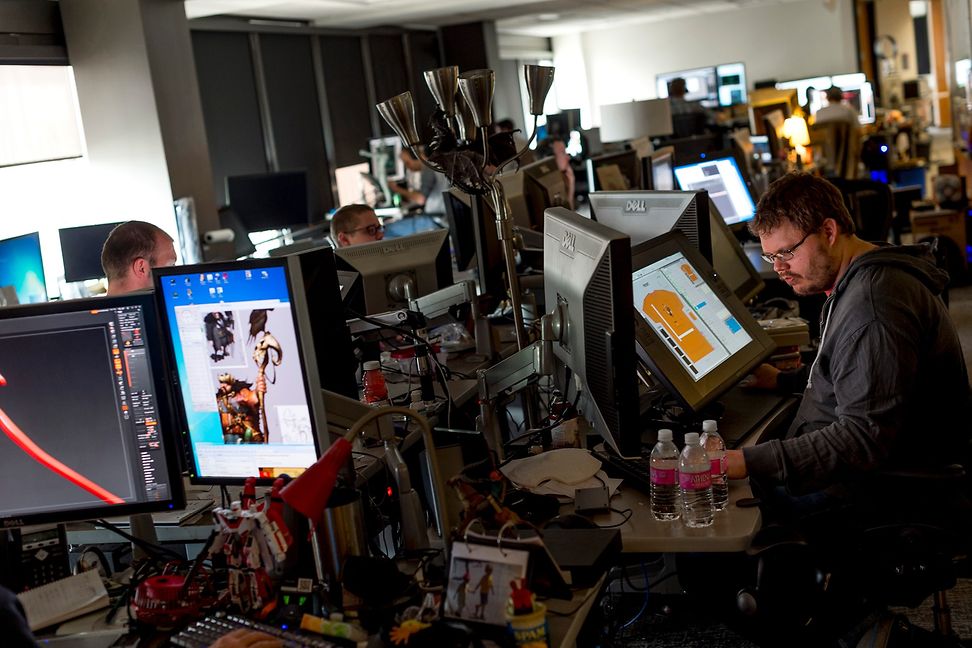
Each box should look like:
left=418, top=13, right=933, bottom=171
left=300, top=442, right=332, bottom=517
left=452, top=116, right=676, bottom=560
left=443, top=189, right=507, bottom=300
left=775, top=75, right=832, bottom=107
left=334, top=229, right=453, bottom=314
left=585, top=150, right=642, bottom=192
left=522, top=157, right=568, bottom=229
left=588, top=190, right=712, bottom=262
left=218, top=207, right=259, bottom=259
left=0, top=293, right=184, bottom=526
left=368, top=136, right=405, bottom=183
left=225, top=171, right=310, bottom=232
left=641, top=147, right=675, bottom=191
left=716, top=62, right=747, bottom=106
left=656, top=67, right=719, bottom=107
left=155, top=258, right=329, bottom=484
left=0, top=232, right=47, bottom=304
left=673, top=155, right=756, bottom=226
left=543, top=207, right=640, bottom=457
left=288, top=246, right=359, bottom=400
left=59, top=222, right=123, bottom=283
left=631, top=231, right=775, bottom=412
left=706, top=201, right=764, bottom=303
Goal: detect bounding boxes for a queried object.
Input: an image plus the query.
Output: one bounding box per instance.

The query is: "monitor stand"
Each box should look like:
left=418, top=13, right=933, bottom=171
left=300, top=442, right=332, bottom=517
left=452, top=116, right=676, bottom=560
left=129, top=513, right=159, bottom=563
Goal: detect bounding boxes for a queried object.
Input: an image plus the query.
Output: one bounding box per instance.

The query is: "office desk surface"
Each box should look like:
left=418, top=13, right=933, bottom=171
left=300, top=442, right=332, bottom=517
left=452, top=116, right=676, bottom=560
left=591, top=480, right=760, bottom=553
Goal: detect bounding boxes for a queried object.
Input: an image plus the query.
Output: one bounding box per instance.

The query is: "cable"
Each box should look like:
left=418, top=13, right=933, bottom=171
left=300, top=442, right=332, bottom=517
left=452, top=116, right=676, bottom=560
left=619, top=561, right=651, bottom=632
left=93, top=519, right=184, bottom=561
left=596, top=507, right=633, bottom=529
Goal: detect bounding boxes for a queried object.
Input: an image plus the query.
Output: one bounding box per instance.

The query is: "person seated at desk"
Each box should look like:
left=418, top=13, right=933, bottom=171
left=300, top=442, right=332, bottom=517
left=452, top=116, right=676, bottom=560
left=813, top=86, right=860, bottom=131
left=101, top=221, right=178, bottom=295
left=330, top=204, right=384, bottom=248
left=388, top=149, right=450, bottom=216
left=726, top=172, right=969, bottom=523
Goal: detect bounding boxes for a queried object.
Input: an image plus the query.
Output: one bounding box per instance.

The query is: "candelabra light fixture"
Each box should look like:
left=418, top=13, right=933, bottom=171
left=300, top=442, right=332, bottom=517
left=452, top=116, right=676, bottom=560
left=376, top=64, right=555, bottom=351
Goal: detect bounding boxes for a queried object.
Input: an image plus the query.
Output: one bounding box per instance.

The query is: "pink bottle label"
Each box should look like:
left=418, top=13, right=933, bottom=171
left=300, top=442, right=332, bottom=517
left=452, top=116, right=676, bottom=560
left=650, top=467, right=676, bottom=485
left=710, top=456, right=727, bottom=475
left=680, top=471, right=711, bottom=490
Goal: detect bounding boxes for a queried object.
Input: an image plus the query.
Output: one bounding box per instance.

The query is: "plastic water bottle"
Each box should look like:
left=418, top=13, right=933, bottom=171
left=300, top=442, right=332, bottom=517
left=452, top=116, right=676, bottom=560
left=679, top=433, right=714, bottom=528
left=649, top=429, right=680, bottom=521
left=700, top=419, right=728, bottom=511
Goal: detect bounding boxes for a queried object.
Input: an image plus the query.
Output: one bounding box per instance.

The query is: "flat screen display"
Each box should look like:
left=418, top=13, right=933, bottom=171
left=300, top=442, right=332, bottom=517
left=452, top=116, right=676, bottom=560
left=673, top=156, right=756, bottom=225
left=0, top=232, right=47, bottom=304
left=157, top=263, right=321, bottom=482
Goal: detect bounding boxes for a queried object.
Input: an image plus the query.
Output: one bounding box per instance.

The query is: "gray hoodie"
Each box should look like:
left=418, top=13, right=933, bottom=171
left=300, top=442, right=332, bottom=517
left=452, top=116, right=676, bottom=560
left=744, top=244, right=970, bottom=495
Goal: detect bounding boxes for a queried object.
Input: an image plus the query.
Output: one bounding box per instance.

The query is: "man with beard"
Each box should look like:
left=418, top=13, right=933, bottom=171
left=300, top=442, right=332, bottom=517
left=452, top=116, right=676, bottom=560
left=726, top=172, right=969, bottom=519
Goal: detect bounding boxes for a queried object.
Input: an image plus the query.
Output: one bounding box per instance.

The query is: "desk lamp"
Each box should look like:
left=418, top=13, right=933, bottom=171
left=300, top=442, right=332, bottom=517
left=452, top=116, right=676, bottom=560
left=375, top=65, right=555, bottom=353
left=782, top=112, right=811, bottom=166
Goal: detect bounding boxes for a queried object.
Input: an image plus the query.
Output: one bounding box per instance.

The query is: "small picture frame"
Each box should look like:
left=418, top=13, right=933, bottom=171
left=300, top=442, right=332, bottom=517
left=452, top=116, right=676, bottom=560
left=444, top=540, right=530, bottom=627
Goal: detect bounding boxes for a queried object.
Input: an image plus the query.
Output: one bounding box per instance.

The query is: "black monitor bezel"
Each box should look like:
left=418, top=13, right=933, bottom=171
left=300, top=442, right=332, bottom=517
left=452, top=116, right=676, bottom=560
left=225, top=170, right=310, bottom=232
left=58, top=222, right=123, bottom=283
left=631, top=231, right=775, bottom=413
left=0, top=292, right=186, bottom=528
left=153, top=257, right=328, bottom=485
left=586, top=149, right=642, bottom=192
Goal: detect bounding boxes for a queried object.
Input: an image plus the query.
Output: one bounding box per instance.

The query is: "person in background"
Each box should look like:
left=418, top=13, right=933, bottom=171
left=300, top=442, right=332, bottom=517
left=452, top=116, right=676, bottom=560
left=812, top=86, right=859, bottom=130
left=494, top=118, right=535, bottom=164
left=101, top=221, right=178, bottom=296
left=727, top=172, right=969, bottom=524
left=388, top=150, right=450, bottom=216
left=329, top=204, right=384, bottom=248
left=667, top=77, right=705, bottom=116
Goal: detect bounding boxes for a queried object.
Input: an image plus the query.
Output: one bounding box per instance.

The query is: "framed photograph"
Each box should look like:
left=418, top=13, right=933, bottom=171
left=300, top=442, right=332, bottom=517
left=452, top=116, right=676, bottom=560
left=444, top=540, right=530, bottom=627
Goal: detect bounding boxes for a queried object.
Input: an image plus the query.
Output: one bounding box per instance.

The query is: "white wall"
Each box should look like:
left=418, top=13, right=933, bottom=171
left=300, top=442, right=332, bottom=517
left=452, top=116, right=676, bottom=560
left=555, top=0, right=857, bottom=125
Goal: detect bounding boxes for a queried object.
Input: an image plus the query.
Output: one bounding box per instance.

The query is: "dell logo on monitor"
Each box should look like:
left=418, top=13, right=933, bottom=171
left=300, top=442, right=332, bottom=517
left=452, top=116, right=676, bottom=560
left=561, top=230, right=576, bottom=252
left=625, top=200, right=648, bottom=212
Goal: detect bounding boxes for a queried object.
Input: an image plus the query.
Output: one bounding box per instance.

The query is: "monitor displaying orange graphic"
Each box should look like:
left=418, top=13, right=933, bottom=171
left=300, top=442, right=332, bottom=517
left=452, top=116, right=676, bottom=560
left=641, top=290, right=713, bottom=363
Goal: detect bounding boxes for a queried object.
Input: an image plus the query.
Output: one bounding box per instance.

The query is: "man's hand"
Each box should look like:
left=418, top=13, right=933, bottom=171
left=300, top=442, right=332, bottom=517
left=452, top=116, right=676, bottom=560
left=726, top=449, right=748, bottom=479
left=210, top=629, right=283, bottom=648
left=740, top=363, right=780, bottom=390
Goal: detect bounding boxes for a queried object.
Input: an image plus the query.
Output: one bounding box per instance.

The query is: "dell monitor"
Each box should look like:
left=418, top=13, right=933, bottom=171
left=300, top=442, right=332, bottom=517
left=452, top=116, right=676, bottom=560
left=226, top=171, right=310, bottom=232
left=641, top=147, right=675, bottom=191
left=0, top=293, right=184, bottom=526
left=588, top=190, right=712, bottom=262
left=716, top=62, right=747, bottom=106
left=586, top=150, right=642, bottom=192
left=631, top=231, right=775, bottom=412
left=443, top=189, right=507, bottom=300
left=0, top=232, right=47, bottom=305
left=59, top=222, right=122, bottom=283
left=334, top=229, right=453, bottom=315
left=673, top=155, right=756, bottom=226
left=154, top=258, right=329, bottom=484
left=522, top=157, right=568, bottom=229
left=543, top=207, right=640, bottom=457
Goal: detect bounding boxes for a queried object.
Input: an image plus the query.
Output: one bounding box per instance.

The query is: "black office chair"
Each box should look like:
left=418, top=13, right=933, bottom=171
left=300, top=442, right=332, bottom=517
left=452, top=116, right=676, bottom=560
left=827, top=178, right=894, bottom=243
left=736, top=463, right=971, bottom=647
left=671, top=112, right=709, bottom=138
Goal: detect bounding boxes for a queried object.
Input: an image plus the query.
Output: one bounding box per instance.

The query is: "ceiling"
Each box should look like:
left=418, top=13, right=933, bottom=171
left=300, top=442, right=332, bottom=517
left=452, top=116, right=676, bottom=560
left=184, top=0, right=810, bottom=37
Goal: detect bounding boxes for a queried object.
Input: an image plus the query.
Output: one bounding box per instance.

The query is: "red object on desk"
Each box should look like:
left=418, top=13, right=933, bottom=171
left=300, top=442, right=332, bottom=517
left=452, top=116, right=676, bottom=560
left=279, top=437, right=353, bottom=523
left=133, top=574, right=207, bottom=628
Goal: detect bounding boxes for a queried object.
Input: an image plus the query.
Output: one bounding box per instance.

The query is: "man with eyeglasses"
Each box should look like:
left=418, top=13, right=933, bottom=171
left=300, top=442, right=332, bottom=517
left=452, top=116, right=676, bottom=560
left=725, top=172, right=969, bottom=519
left=330, top=204, right=384, bottom=248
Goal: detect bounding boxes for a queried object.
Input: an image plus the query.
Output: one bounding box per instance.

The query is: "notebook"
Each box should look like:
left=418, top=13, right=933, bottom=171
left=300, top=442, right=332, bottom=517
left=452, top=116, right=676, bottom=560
left=17, top=569, right=110, bottom=631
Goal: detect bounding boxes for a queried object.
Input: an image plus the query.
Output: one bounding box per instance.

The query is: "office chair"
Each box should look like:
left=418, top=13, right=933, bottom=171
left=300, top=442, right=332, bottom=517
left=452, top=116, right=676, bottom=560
left=827, top=178, right=894, bottom=243
left=810, top=121, right=860, bottom=180
left=736, top=462, right=971, bottom=646
left=671, top=111, right=709, bottom=138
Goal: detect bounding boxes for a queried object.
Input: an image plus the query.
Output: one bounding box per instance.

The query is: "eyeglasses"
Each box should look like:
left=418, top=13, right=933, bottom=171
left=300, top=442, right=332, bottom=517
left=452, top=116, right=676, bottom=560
left=760, top=231, right=814, bottom=264
left=346, top=223, right=383, bottom=237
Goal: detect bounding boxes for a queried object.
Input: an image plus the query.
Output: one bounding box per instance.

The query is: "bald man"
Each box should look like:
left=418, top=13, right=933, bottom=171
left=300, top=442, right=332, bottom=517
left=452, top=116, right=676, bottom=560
left=101, top=221, right=178, bottom=295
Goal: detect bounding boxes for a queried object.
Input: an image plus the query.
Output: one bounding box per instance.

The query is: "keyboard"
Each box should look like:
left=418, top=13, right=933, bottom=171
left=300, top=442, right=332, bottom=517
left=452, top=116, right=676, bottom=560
left=170, top=614, right=342, bottom=647
left=591, top=450, right=652, bottom=494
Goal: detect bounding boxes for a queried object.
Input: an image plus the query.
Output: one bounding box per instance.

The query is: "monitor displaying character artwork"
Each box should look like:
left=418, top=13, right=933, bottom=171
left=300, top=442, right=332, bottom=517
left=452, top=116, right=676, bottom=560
left=155, top=259, right=329, bottom=483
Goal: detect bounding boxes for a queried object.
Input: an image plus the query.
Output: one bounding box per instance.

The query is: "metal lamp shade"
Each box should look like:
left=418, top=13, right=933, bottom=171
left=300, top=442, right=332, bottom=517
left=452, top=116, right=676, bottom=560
left=423, top=66, right=459, bottom=116
left=455, top=94, right=478, bottom=142
left=376, top=91, right=421, bottom=147
left=458, top=69, right=495, bottom=129
left=525, top=65, right=555, bottom=116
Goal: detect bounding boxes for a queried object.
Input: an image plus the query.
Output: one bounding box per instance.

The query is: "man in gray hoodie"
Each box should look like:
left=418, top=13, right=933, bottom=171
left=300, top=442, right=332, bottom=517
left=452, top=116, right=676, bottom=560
left=726, top=173, right=969, bottom=517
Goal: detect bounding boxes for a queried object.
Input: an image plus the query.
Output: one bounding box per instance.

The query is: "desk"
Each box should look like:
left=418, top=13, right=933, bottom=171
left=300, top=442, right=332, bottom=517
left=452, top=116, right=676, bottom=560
left=593, top=480, right=760, bottom=553
left=546, top=575, right=605, bottom=648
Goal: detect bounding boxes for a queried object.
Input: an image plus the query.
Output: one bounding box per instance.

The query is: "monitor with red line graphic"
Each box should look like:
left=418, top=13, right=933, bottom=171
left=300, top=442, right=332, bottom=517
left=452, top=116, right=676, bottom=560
left=0, top=293, right=184, bottom=527
left=631, top=231, right=775, bottom=412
